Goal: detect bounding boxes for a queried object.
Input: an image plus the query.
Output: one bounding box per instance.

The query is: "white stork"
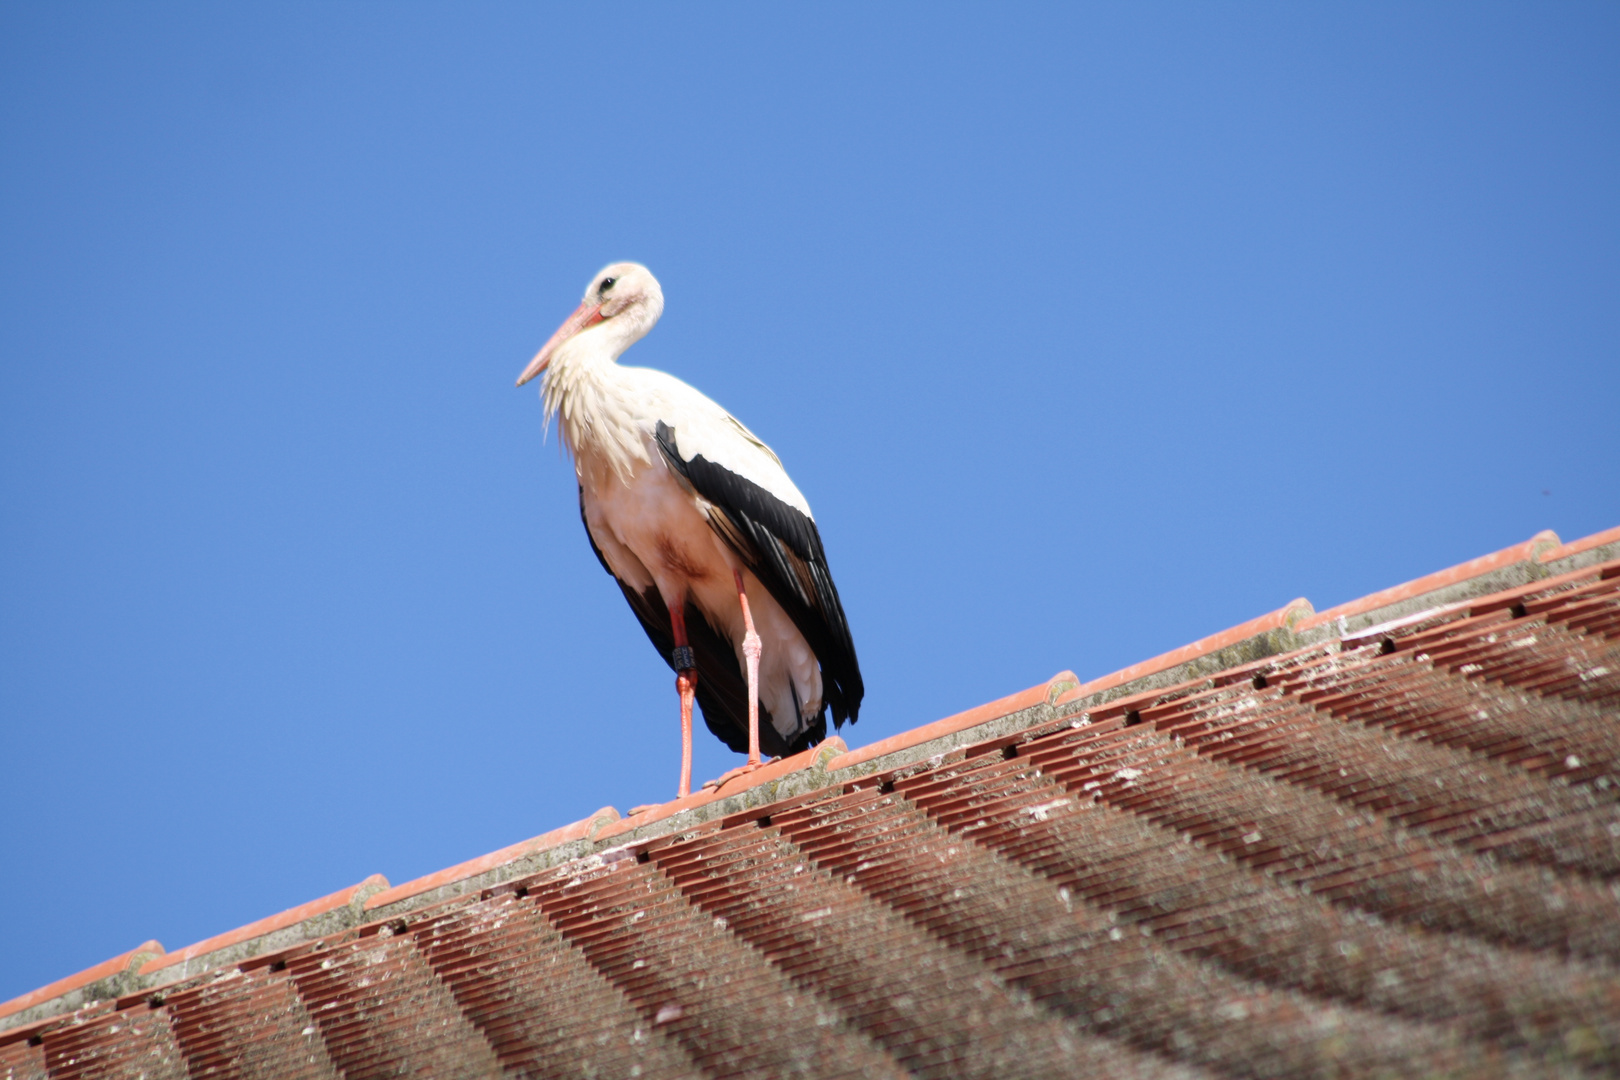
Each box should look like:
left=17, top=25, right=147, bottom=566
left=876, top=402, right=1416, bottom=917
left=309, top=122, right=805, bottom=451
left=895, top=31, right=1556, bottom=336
left=516, top=263, right=863, bottom=797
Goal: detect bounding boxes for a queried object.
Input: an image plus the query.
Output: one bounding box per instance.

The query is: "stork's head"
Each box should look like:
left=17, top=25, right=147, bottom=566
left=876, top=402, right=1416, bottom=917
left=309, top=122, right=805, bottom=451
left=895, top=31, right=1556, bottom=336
left=515, top=262, right=665, bottom=386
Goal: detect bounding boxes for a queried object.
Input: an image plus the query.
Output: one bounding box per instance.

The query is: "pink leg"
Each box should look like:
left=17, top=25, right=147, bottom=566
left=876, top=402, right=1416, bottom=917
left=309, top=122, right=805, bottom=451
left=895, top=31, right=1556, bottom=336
left=670, top=603, right=697, bottom=798
left=735, top=569, right=762, bottom=766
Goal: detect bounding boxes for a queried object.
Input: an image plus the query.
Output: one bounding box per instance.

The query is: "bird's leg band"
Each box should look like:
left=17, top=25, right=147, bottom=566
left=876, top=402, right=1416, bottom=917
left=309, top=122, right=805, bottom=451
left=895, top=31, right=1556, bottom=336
left=671, top=645, right=695, bottom=671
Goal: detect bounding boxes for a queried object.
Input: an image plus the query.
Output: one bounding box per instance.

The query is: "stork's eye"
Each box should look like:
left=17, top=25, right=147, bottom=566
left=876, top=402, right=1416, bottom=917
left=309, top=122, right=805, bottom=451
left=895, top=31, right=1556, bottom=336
left=599, top=277, right=616, bottom=294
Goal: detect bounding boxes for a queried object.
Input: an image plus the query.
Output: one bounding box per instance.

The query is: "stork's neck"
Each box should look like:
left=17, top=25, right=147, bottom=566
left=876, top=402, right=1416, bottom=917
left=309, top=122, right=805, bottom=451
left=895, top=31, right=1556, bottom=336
left=542, top=321, right=612, bottom=394
left=541, top=298, right=660, bottom=400
left=540, top=322, right=651, bottom=485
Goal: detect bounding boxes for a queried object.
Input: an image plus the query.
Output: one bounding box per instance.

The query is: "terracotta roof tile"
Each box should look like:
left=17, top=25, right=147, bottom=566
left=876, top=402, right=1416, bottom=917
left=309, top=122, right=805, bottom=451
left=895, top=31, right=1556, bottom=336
left=647, top=808, right=1194, bottom=1079
left=8, top=522, right=1620, bottom=1075
left=284, top=926, right=506, bottom=1080
left=956, top=717, right=1619, bottom=1059
left=409, top=890, right=703, bottom=1077
left=520, top=849, right=908, bottom=1077
left=163, top=964, right=340, bottom=1079
left=38, top=1004, right=189, bottom=1080
left=0, top=1035, right=48, bottom=1080
left=779, top=778, right=1542, bottom=1078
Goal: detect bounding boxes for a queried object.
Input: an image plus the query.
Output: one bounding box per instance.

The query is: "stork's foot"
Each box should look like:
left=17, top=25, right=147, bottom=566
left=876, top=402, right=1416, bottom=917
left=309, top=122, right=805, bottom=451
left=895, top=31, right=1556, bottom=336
left=701, top=757, right=781, bottom=792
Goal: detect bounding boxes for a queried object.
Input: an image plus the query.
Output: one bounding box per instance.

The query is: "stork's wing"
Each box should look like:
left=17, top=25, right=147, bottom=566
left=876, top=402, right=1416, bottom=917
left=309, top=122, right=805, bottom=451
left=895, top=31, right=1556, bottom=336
left=654, top=420, right=864, bottom=730
left=579, top=487, right=812, bottom=757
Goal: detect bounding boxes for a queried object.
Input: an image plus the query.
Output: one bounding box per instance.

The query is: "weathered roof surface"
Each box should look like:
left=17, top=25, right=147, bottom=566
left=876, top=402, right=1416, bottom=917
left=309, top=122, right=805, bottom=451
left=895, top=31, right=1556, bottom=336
left=4, top=525, right=1619, bottom=1078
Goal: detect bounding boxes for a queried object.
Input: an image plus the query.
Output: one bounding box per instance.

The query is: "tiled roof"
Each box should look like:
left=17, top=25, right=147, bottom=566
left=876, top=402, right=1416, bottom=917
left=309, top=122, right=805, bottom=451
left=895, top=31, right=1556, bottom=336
left=4, top=525, right=1619, bottom=1078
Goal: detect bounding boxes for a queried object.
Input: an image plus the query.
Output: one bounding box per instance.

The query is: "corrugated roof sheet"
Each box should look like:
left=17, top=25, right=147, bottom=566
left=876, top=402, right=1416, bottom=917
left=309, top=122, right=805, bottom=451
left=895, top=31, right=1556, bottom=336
left=5, top=525, right=1619, bottom=1078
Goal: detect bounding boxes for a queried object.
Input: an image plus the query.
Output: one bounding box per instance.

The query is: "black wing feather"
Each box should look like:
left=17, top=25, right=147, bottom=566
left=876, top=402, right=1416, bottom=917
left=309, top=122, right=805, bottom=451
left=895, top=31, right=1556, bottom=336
left=579, top=486, right=814, bottom=757
left=653, top=422, right=864, bottom=732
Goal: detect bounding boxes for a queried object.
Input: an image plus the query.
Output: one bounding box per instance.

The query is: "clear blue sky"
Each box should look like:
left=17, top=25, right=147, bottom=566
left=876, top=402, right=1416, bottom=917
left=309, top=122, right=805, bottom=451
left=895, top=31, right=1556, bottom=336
left=3, top=3, right=1616, bottom=1000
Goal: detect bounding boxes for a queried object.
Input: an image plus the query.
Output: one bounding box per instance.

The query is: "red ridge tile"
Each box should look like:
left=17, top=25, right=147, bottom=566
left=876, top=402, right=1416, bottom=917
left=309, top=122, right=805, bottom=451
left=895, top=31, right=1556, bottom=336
left=142, top=875, right=389, bottom=976
left=596, top=740, right=846, bottom=840
left=364, top=809, right=619, bottom=910
left=1297, top=531, right=1561, bottom=631
left=1540, top=524, right=1620, bottom=564
left=824, top=671, right=1080, bottom=773
left=0, top=941, right=164, bottom=1021
left=1079, top=603, right=1313, bottom=699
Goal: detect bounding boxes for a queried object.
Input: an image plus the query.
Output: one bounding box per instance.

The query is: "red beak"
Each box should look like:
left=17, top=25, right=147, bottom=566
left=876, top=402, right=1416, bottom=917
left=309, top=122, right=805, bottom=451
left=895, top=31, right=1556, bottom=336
left=515, top=301, right=605, bottom=387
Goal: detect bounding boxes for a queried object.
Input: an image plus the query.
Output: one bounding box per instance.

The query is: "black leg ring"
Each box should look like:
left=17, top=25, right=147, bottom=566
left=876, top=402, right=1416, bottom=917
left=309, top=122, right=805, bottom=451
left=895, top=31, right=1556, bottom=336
left=672, top=645, right=695, bottom=670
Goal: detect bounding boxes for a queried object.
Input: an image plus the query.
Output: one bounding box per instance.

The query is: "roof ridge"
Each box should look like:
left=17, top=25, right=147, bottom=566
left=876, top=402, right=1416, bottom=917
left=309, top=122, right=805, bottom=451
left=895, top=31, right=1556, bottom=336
left=1296, top=529, right=1563, bottom=632
left=137, top=874, right=391, bottom=984
left=6, top=521, right=1617, bottom=1034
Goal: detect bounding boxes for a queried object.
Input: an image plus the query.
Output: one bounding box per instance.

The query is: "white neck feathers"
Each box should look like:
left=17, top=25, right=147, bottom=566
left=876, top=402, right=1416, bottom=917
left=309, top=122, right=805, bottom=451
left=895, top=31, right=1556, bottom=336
left=541, top=329, right=651, bottom=486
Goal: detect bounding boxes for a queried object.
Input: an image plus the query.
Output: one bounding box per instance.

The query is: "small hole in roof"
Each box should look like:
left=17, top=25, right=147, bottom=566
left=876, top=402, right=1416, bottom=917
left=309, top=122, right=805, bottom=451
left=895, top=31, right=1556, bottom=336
left=636, top=850, right=651, bottom=864
left=1510, top=602, right=1528, bottom=619
left=27, top=1035, right=43, bottom=1047
left=269, top=960, right=286, bottom=973
left=1380, top=638, right=1396, bottom=655
left=147, top=994, right=165, bottom=1010
left=1252, top=674, right=1268, bottom=690
left=879, top=780, right=896, bottom=795
left=756, top=815, right=772, bottom=828
left=1123, top=710, right=1142, bottom=728
left=1002, top=744, right=1019, bottom=760
left=513, top=886, right=530, bottom=899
